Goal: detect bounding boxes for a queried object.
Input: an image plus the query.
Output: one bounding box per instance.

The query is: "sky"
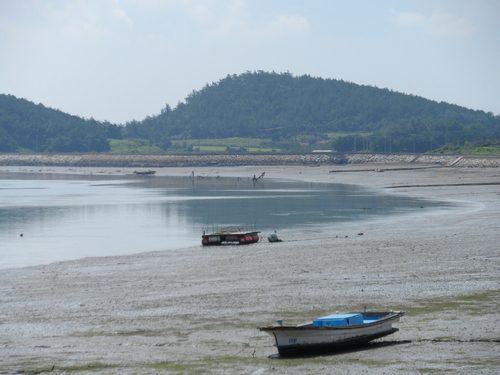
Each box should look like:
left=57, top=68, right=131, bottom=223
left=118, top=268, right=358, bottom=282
left=1, top=0, right=499, bottom=124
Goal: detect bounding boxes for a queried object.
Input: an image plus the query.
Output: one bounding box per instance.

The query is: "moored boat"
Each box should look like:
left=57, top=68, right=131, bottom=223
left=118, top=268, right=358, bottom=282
left=201, top=227, right=260, bottom=246
left=133, top=170, right=156, bottom=175
left=259, top=310, right=404, bottom=357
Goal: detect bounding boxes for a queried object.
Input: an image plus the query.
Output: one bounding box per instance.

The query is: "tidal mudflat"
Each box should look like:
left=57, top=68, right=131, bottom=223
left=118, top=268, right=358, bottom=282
left=1, top=164, right=499, bottom=374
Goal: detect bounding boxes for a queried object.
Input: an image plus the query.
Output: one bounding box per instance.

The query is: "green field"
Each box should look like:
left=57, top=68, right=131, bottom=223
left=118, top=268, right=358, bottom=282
left=191, top=145, right=279, bottom=152
left=326, top=132, right=373, bottom=139
left=171, top=137, right=281, bottom=152
left=171, top=137, right=268, bottom=147
left=434, top=146, right=500, bottom=154
left=432, top=140, right=500, bottom=155
left=109, top=137, right=283, bottom=153
left=108, top=139, right=165, bottom=153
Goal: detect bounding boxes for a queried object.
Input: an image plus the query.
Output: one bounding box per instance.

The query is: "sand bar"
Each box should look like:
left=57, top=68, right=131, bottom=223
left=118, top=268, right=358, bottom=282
left=1, top=164, right=499, bottom=374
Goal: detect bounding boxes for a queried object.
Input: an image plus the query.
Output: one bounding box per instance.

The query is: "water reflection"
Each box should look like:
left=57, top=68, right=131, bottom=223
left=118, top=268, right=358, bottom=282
left=0, top=172, right=456, bottom=269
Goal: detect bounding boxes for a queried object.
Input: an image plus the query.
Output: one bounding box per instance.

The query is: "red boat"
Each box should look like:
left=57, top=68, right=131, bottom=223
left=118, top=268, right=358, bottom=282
left=201, top=228, right=260, bottom=246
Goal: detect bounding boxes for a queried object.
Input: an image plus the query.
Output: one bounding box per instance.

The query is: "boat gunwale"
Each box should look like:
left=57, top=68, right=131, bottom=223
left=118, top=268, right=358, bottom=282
left=202, top=230, right=261, bottom=236
left=258, top=311, right=404, bottom=332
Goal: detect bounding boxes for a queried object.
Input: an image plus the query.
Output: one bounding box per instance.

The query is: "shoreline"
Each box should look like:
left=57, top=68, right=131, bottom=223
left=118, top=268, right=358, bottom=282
left=1, top=152, right=500, bottom=168
left=1, top=164, right=499, bottom=374
left=1, top=165, right=475, bottom=271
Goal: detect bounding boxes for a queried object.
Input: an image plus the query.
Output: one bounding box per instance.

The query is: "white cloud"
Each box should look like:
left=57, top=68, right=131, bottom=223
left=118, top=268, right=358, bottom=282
left=43, top=1, right=104, bottom=42
left=207, top=0, right=247, bottom=39
left=429, top=12, right=475, bottom=37
left=185, top=3, right=214, bottom=23
left=389, top=8, right=475, bottom=37
left=265, top=15, right=310, bottom=37
left=112, top=6, right=133, bottom=26
left=391, top=10, right=425, bottom=27
left=204, top=1, right=309, bottom=41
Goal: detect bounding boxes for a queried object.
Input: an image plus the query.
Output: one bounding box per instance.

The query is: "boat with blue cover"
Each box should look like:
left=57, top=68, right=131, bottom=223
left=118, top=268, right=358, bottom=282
left=259, top=310, right=404, bottom=357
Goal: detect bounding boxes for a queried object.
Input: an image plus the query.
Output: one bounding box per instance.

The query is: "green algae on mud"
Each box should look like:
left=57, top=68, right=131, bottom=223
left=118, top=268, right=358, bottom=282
left=408, top=290, right=500, bottom=316
left=16, top=362, right=118, bottom=373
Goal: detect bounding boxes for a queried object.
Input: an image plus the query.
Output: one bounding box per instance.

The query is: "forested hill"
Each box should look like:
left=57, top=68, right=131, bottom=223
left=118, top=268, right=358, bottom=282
left=127, top=71, right=499, bottom=152
left=1, top=71, right=500, bottom=153
left=0, top=94, right=120, bottom=153
left=141, top=71, right=497, bottom=137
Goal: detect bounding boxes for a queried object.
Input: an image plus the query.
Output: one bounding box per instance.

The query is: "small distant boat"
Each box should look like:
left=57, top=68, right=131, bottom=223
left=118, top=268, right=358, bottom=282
left=201, top=227, right=260, bottom=246
left=133, top=170, right=156, bottom=175
left=259, top=310, right=404, bottom=357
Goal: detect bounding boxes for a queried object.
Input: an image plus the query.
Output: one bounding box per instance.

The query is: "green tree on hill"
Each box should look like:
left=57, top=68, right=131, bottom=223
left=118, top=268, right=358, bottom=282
left=2, top=71, right=500, bottom=154
left=0, top=94, right=111, bottom=153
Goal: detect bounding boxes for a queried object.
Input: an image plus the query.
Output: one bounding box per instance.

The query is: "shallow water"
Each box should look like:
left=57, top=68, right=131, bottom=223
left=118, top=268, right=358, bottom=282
left=0, top=172, right=457, bottom=269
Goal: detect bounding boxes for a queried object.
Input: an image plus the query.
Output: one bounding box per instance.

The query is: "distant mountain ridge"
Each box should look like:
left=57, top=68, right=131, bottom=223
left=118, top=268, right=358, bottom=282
left=125, top=71, right=499, bottom=153
left=1, top=71, right=499, bottom=153
left=151, top=71, right=497, bottom=137
left=0, top=94, right=116, bottom=153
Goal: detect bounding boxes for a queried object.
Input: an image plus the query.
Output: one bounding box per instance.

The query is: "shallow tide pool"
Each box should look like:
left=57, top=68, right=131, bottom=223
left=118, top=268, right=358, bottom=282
left=0, top=172, right=458, bottom=269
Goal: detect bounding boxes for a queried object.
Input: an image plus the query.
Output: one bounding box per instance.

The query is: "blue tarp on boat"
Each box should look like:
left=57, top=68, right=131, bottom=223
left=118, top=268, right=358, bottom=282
left=313, top=313, right=363, bottom=327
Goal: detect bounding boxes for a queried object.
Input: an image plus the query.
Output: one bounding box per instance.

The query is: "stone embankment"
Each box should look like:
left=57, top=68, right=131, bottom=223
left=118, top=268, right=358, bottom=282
left=0, top=153, right=499, bottom=168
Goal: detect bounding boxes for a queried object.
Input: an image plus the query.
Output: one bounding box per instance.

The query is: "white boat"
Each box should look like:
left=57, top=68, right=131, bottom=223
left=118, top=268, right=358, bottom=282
left=259, top=310, right=404, bottom=357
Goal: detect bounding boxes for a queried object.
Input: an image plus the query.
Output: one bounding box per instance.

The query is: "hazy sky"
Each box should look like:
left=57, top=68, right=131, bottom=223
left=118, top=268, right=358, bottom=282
left=1, top=0, right=499, bottom=124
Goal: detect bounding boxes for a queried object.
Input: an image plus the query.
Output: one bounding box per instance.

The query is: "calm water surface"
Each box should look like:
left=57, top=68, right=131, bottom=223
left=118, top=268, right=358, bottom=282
left=0, top=172, right=458, bottom=269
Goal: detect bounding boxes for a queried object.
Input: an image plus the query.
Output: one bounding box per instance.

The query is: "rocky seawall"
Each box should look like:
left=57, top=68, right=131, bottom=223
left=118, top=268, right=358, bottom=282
left=0, top=153, right=499, bottom=168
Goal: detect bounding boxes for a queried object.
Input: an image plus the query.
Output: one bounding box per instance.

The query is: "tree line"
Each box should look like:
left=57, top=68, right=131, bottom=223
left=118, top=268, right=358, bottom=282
left=1, top=71, right=499, bottom=153
left=0, top=94, right=119, bottom=153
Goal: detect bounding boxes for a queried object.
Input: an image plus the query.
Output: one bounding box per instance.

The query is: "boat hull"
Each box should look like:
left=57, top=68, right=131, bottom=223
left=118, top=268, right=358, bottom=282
left=201, top=231, right=260, bottom=246
left=133, top=170, right=156, bottom=175
left=259, top=311, right=403, bottom=357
